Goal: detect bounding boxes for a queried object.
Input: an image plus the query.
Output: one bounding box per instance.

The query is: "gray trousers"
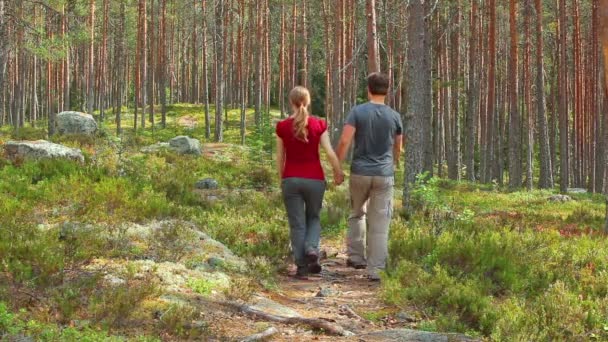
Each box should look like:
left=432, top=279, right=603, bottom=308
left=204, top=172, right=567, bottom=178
left=281, top=177, right=326, bottom=268
left=347, top=174, right=394, bottom=276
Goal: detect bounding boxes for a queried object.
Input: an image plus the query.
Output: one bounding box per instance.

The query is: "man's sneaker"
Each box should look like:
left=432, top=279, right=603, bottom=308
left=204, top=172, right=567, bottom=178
left=368, top=273, right=381, bottom=282
left=346, top=259, right=367, bottom=270
left=306, top=251, right=322, bottom=274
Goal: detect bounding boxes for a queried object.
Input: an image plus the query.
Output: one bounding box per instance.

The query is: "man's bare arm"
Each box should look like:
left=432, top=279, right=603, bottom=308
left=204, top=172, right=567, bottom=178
left=394, top=134, right=403, bottom=166
left=336, top=124, right=356, bottom=162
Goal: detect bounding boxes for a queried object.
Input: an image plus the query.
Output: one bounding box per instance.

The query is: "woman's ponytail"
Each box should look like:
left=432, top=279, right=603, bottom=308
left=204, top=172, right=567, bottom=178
left=289, top=87, right=311, bottom=142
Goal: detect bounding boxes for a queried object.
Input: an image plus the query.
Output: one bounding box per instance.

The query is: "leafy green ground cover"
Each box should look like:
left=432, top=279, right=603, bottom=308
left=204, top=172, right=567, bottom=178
left=1, top=104, right=607, bottom=340
left=384, top=179, right=608, bottom=340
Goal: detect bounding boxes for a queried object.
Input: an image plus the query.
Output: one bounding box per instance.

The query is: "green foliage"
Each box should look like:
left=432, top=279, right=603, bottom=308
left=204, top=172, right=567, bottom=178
left=149, top=221, right=198, bottom=262
left=158, top=303, right=208, bottom=339
left=0, top=301, right=147, bottom=341
left=385, top=180, right=608, bottom=339
left=89, top=268, right=160, bottom=328
left=187, top=278, right=220, bottom=297
left=410, top=173, right=449, bottom=212
left=247, top=112, right=275, bottom=164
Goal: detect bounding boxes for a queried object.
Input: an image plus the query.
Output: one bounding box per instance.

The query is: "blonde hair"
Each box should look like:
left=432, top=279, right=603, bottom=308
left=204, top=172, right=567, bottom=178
left=289, top=86, right=311, bottom=142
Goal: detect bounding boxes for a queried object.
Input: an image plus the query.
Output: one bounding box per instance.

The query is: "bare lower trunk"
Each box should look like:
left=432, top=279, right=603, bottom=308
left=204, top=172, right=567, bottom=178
left=403, top=0, right=431, bottom=215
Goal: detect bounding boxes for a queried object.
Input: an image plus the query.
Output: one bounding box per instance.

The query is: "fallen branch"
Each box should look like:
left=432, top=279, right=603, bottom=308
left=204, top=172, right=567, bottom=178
left=222, top=301, right=355, bottom=337
left=339, top=304, right=369, bottom=323
left=240, top=327, right=279, bottom=342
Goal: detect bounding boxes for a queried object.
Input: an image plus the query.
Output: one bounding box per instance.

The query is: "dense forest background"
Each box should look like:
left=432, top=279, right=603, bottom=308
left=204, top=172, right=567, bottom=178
left=1, top=0, right=608, bottom=197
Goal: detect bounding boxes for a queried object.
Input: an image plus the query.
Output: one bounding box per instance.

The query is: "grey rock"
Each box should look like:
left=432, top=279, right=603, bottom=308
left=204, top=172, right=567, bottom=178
left=159, top=294, right=191, bottom=306
left=125, top=220, right=247, bottom=271
left=567, top=188, right=587, bottom=194
left=316, top=287, right=337, bottom=298
left=169, top=136, right=202, bottom=155
left=140, top=142, right=170, bottom=154
left=206, top=195, right=220, bottom=202
left=56, top=111, right=98, bottom=135
left=4, top=140, right=84, bottom=163
left=548, top=194, right=572, bottom=203
left=128, top=260, right=230, bottom=293
left=73, top=320, right=92, bottom=329
left=104, top=274, right=126, bottom=286
left=58, top=222, right=96, bottom=241
left=141, top=136, right=202, bottom=156
left=207, top=257, right=226, bottom=269
left=195, top=178, right=219, bottom=190
left=249, top=295, right=302, bottom=318
left=2, top=335, right=35, bottom=342
left=357, top=329, right=479, bottom=342
left=395, top=311, right=417, bottom=323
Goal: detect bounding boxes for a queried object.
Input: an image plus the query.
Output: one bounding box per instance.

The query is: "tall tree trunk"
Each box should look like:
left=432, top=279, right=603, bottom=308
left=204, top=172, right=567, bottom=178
left=535, top=0, right=554, bottom=188
left=88, top=0, right=95, bottom=116
left=524, top=0, right=533, bottom=190
left=573, top=0, right=583, bottom=187
left=448, top=0, right=461, bottom=180
left=559, top=0, right=569, bottom=193
left=301, top=0, right=309, bottom=87
left=508, top=0, right=522, bottom=188
left=201, top=0, right=210, bottom=138
left=140, top=0, right=147, bottom=129
left=62, top=5, right=70, bottom=111
left=599, top=0, right=608, bottom=230
left=465, top=0, right=479, bottom=182
left=239, top=0, right=246, bottom=144
left=148, top=0, right=155, bottom=127
left=484, top=0, right=497, bottom=183
left=116, top=0, right=126, bottom=135
left=403, top=0, right=432, bottom=214
left=0, top=0, right=7, bottom=125
left=594, top=0, right=604, bottom=193
left=254, top=0, right=263, bottom=127
left=366, top=0, right=380, bottom=73
left=214, top=0, right=225, bottom=142
left=100, top=0, right=109, bottom=123
left=160, top=0, right=167, bottom=128
left=191, top=0, right=198, bottom=103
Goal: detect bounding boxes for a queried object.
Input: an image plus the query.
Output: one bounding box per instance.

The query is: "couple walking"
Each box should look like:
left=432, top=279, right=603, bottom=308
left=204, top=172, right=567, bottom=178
left=276, top=73, right=403, bottom=281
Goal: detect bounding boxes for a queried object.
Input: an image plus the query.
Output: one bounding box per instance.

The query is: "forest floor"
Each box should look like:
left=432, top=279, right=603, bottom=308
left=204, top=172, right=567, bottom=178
left=2, top=104, right=608, bottom=341
left=194, top=237, right=413, bottom=341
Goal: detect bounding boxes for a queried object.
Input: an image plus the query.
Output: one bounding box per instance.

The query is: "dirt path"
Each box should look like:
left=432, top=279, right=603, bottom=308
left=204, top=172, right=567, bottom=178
left=257, top=241, right=416, bottom=341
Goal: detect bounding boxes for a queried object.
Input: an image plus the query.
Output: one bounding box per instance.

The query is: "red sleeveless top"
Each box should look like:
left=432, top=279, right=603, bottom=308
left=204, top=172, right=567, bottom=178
left=276, top=116, right=327, bottom=180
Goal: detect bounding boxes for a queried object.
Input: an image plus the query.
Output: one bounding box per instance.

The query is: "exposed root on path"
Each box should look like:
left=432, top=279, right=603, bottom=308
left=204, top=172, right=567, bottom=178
left=221, top=301, right=355, bottom=337
left=239, top=326, right=279, bottom=342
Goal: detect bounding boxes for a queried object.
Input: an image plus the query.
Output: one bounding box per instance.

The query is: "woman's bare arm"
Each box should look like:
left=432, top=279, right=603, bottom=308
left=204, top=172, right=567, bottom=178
left=276, top=137, right=285, bottom=180
left=320, top=131, right=344, bottom=185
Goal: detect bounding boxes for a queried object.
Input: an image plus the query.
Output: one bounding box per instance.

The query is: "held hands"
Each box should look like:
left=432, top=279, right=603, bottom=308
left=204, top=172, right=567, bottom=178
left=334, top=170, right=345, bottom=186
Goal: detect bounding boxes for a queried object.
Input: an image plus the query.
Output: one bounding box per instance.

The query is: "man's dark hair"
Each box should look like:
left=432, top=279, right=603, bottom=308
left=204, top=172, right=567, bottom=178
left=367, top=72, right=389, bottom=96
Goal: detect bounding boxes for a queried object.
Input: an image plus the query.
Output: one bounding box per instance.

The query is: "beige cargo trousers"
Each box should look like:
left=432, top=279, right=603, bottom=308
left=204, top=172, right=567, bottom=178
left=347, top=174, right=394, bottom=279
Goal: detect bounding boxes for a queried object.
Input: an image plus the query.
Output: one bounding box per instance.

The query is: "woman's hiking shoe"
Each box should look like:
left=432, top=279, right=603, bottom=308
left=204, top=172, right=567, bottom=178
left=306, top=251, right=322, bottom=274
left=346, top=259, right=367, bottom=270
left=295, top=266, right=309, bottom=280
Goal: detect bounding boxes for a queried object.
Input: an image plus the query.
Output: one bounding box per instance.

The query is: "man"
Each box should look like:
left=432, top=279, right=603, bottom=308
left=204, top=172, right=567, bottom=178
left=336, top=72, right=403, bottom=281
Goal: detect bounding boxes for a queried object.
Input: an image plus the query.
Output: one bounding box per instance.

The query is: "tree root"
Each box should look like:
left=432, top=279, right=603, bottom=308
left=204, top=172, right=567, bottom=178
left=222, top=301, right=355, bottom=337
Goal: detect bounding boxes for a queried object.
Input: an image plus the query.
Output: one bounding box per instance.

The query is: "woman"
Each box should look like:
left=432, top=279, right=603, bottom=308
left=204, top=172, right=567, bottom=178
left=276, top=86, right=344, bottom=279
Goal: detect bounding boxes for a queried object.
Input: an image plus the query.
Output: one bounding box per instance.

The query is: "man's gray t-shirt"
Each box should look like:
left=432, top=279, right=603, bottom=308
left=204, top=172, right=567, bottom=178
left=345, top=102, right=403, bottom=177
